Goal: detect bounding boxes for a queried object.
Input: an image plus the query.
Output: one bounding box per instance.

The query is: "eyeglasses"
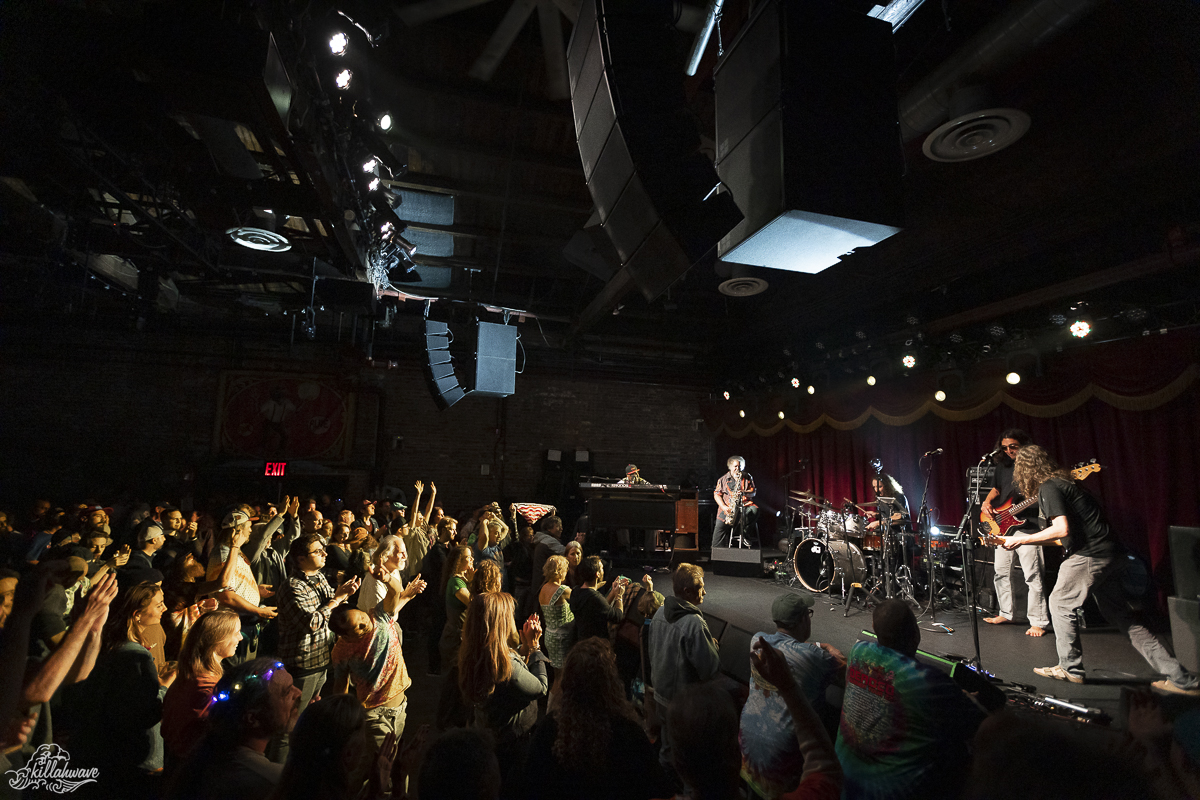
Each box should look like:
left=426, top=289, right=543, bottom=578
left=1002, top=444, right=1021, bottom=451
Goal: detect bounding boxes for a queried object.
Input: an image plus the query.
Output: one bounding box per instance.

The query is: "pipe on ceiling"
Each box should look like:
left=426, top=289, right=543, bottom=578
left=685, top=0, right=726, bottom=76
left=898, top=0, right=1100, bottom=141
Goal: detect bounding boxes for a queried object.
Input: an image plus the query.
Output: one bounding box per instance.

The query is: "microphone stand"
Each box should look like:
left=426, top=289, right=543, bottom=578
left=917, top=455, right=938, bottom=621
left=955, top=452, right=993, bottom=669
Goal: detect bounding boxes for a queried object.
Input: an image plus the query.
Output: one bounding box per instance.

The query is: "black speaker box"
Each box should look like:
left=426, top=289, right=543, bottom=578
left=422, top=319, right=465, bottom=409
left=710, top=547, right=763, bottom=578
left=471, top=321, right=517, bottom=398
left=567, top=0, right=742, bottom=301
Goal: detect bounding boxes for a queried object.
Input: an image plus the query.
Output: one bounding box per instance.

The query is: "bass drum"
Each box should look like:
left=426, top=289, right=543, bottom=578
left=793, top=538, right=867, bottom=593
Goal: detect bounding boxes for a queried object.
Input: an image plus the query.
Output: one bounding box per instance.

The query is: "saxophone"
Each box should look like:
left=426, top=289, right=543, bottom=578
left=725, top=474, right=742, bottom=525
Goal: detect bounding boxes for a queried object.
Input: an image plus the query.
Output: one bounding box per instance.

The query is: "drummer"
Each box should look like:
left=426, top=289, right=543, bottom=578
left=865, top=473, right=911, bottom=531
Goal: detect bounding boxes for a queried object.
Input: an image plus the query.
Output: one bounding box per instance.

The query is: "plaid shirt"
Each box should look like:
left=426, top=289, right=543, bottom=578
left=277, top=571, right=337, bottom=672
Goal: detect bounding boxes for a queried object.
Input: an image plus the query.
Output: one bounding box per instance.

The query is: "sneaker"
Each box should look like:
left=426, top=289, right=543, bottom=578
left=1151, top=679, right=1200, bottom=697
left=1034, top=665, right=1084, bottom=684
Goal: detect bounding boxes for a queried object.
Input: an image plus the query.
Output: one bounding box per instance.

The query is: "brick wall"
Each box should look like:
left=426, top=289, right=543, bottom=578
left=1, top=325, right=715, bottom=522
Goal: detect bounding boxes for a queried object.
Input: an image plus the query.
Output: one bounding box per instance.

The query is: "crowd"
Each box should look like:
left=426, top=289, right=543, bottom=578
left=1, top=488, right=1199, bottom=800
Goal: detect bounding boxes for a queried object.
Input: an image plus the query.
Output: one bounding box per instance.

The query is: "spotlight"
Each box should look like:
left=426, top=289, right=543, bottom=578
left=807, top=385, right=815, bottom=395
left=378, top=112, right=393, bottom=132
left=906, top=315, right=920, bottom=326
left=722, top=390, right=730, bottom=400
left=1006, top=372, right=1021, bottom=385
left=362, top=158, right=378, bottom=173
left=815, top=342, right=825, bottom=350
left=368, top=177, right=380, bottom=192
left=867, top=376, right=876, bottom=386
left=1070, top=320, right=1092, bottom=338
left=329, top=32, right=349, bottom=56
left=335, top=69, right=353, bottom=90
left=381, top=221, right=394, bottom=235
left=988, top=324, right=1006, bottom=339
left=777, top=411, right=785, bottom=419
left=739, top=409, right=746, bottom=418
left=935, top=390, right=946, bottom=402
left=855, top=330, right=867, bottom=340
left=902, top=355, right=916, bottom=369
left=1123, top=307, right=1148, bottom=323
left=790, top=378, right=800, bottom=388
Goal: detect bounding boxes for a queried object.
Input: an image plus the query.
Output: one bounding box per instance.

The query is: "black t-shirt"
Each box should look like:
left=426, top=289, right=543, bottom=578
left=1037, top=477, right=1115, bottom=558
left=989, top=462, right=1038, bottom=530
left=569, top=587, right=625, bottom=642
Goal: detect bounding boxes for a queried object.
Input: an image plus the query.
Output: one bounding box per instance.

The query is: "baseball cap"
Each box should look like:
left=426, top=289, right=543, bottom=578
left=79, top=504, right=113, bottom=519
left=138, top=524, right=166, bottom=545
left=771, top=592, right=816, bottom=628
left=222, top=510, right=252, bottom=528
left=117, top=567, right=164, bottom=588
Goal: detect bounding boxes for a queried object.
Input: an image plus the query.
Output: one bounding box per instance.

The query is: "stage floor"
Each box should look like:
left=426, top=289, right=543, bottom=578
left=670, top=570, right=1172, bottom=723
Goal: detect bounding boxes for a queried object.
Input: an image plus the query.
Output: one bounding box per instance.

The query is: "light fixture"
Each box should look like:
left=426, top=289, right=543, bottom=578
left=867, top=375, right=876, bottom=386
left=855, top=330, right=867, bottom=340
left=739, top=409, right=746, bottom=418
left=368, top=177, right=380, bottom=192
left=906, top=315, right=920, bottom=326
left=335, top=69, right=353, bottom=90
left=807, top=385, right=815, bottom=395
left=902, top=355, right=916, bottom=369
left=790, top=377, right=800, bottom=388
left=722, top=390, right=730, bottom=400
left=949, top=331, right=964, bottom=344
left=380, top=221, right=394, bottom=235
left=988, top=324, right=1006, bottom=339
left=935, top=390, right=947, bottom=402
left=1050, top=313, right=1067, bottom=326
left=1006, top=372, right=1021, bottom=385
left=378, top=112, right=393, bottom=132
left=1070, top=320, right=1092, bottom=338
left=777, top=411, right=785, bottom=419
left=329, top=32, right=349, bottom=56
left=362, top=158, right=378, bottom=173
left=226, top=227, right=291, bottom=252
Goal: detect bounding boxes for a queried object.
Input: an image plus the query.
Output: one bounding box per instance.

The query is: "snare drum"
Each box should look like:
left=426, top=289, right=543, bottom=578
left=793, top=537, right=867, bottom=593
left=816, top=510, right=846, bottom=540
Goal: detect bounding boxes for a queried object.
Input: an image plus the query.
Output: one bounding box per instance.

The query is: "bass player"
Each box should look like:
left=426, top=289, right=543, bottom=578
left=981, top=429, right=1050, bottom=637
left=713, top=455, right=758, bottom=548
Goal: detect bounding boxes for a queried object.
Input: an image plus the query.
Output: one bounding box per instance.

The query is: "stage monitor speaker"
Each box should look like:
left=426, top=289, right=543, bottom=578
left=714, top=0, right=904, bottom=275
left=711, top=547, right=763, bottom=578
left=422, top=319, right=465, bottom=409
left=471, top=321, right=517, bottom=398
left=567, top=0, right=743, bottom=301
left=718, top=623, right=754, bottom=685
left=1169, top=526, right=1200, bottom=600
left=1168, top=596, right=1200, bottom=673
left=701, top=613, right=728, bottom=642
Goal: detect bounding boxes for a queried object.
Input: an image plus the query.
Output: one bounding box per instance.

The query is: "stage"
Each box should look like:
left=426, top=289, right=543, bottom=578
left=679, top=570, right=1175, bottom=724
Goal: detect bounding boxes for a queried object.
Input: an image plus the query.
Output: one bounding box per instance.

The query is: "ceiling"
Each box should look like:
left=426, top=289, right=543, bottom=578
left=1, top=0, right=1198, bottom=390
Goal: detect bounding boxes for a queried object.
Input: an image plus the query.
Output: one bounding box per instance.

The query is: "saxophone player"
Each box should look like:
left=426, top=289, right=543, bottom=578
left=713, top=455, right=758, bottom=548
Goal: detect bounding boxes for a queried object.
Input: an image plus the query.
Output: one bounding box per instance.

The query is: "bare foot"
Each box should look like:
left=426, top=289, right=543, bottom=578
left=1026, top=626, right=1047, bottom=637
left=983, top=616, right=1010, bottom=625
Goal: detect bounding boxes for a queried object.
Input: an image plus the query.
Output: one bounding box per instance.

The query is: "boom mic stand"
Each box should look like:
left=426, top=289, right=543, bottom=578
left=916, top=456, right=939, bottom=622
left=954, top=452, right=992, bottom=669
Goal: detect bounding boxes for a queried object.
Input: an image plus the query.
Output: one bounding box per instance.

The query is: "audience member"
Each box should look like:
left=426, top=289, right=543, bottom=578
left=162, top=608, right=242, bottom=763
left=525, top=636, right=671, bottom=800
left=649, top=563, right=720, bottom=774
left=835, top=599, right=985, bottom=800
left=422, top=516, right=457, bottom=676
left=438, top=545, right=475, bottom=681
left=570, top=556, right=630, bottom=643
left=128, top=522, right=166, bottom=572
left=419, top=728, right=501, bottom=800
left=538, top=555, right=575, bottom=671
left=359, top=534, right=410, bottom=618
left=563, top=540, right=583, bottom=587
left=207, top=511, right=277, bottom=663
left=458, top=592, right=546, bottom=797
left=269, top=694, right=389, bottom=800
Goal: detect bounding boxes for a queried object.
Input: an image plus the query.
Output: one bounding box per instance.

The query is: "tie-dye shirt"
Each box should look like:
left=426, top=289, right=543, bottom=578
left=739, top=632, right=840, bottom=798
left=332, top=607, right=410, bottom=709
left=834, top=641, right=983, bottom=800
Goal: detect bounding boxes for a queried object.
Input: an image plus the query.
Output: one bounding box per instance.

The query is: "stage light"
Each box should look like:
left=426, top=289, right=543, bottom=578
left=368, top=177, right=380, bottom=192
left=722, top=390, right=730, bottom=400
left=329, top=32, right=349, bottom=55
left=867, top=375, right=876, bottom=386
left=362, top=158, right=378, bottom=173
left=930, top=525, right=942, bottom=535
left=777, top=411, right=785, bottom=419
left=807, top=385, right=815, bottom=395
left=988, top=324, right=1006, bottom=339
left=1070, top=320, right=1092, bottom=338
left=790, top=377, right=800, bottom=388
left=739, top=409, right=746, bottom=418
left=378, top=112, right=393, bottom=132
left=934, top=390, right=946, bottom=402
left=906, top=315, right=920, bottom=326
left=335, top=69, right=353, bottom=90
left=902, top=355, right=916, bottom=369
left=1006, top=372, right=1021, bottom=385
left=855, top=330, right=867, bottom=340
left=381, top=221, right=394, bottom=235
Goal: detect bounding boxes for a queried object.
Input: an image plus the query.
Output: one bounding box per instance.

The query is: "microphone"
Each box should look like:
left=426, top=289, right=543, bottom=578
left=984, top=448, right=1002, bottom=459
left=923, top=448, right=944, bottom=457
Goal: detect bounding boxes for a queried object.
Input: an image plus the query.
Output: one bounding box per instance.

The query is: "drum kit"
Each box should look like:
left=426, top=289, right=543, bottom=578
left=785, top=489, right=960, bottom=611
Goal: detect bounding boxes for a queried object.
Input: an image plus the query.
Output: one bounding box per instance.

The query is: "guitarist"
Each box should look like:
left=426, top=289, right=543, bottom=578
left=981, top=429, right=1050, bottom=637
left=713, top=456, right=758, bottom=548
left=1004, top=445, right=1200, bottom=694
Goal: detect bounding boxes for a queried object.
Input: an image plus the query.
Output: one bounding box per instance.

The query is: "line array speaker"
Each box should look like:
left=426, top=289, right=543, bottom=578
left=422, top=320, right=465, bottom=409
left=471, top=321, right=517, bottom=398
left=567, top=0, right=743, bottom=301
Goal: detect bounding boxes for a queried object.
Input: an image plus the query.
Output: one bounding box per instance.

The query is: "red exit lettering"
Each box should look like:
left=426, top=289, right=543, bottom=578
left=264, top=462, right=287, bottom=477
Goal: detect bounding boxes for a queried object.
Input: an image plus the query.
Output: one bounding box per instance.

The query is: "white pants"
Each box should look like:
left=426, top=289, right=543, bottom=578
left=993, top=532, right=1050, bottom=628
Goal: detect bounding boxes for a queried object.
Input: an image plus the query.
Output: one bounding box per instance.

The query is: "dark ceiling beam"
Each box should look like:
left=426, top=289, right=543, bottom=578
left=385, top=173, right=592, bottom=214
left=411, top=252, right=583, bottom=279
left=924, top=243, right=1200, bottom=335
left=383, top=127, right=582, bottom=173
left=569, top=264, right=638, bottom=339
left=375, top=58, right=574, bottom=119
left=402, top=220, right=567, bottom=248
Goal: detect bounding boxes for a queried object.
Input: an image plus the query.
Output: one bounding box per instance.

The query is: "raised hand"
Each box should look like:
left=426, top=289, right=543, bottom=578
left=404, top=574, right=427, bottom=598
left=750, top=638, right=796, bottom=691
left=112, top=545, right=131, bottom=567
left=413, top=480, right=424, bottom=494
left=81, top=572, right=118, bottom=632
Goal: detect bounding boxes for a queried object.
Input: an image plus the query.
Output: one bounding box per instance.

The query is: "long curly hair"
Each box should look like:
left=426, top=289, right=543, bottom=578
left=440, top=545, right=473, bottom=598
left=269, top=694, right=366, bottom=800
left=458, top=592, right=519, bottom=704
left=471, top=560, right=502, bottom=594
left=553, top=637, right=636, bottom=774
left=1013, top=444, right=1073, bottom=499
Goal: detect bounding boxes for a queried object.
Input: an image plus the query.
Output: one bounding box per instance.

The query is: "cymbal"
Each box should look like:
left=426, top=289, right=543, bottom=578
left=790, top=496, right=825, bottom=508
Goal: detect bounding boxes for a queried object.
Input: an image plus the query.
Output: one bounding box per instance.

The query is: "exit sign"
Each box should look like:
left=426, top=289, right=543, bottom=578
left=264, top=462, right=287, bottom=477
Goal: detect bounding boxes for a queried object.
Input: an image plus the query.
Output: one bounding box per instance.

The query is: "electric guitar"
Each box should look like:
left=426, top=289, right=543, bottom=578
left=978, top=462, right=1102, bottom=546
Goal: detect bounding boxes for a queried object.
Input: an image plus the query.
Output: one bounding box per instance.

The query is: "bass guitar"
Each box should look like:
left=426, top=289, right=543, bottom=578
left=979, top=462, right=1102, bottom=543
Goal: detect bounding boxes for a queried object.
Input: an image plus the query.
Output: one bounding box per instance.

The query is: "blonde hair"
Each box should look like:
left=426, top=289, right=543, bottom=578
left=178, top=609, right=241, bottom=682
left=543, top=554, right=568, bottom=583
left=472, top=560, right=502, bottom=595
left=672, top=563, right=705, bottom=598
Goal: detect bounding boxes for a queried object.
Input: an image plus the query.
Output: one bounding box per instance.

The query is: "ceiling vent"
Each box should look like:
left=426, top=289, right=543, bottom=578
left=226, top=226, right=291, bottom=252
left=923, top=108, right=1031, bottom=162
left=718, top=263, right=769, bottom=297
